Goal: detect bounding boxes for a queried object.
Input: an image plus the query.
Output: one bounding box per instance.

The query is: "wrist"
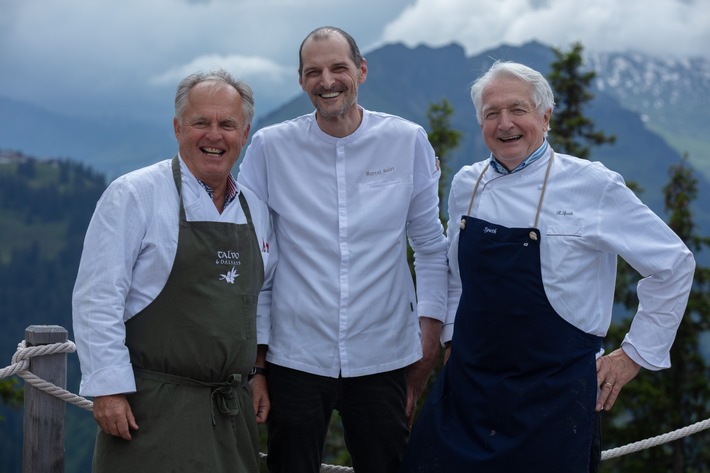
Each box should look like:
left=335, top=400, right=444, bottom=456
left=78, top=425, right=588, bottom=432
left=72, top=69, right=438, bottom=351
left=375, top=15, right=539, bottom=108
left=249, top=366, right=269, bottom=380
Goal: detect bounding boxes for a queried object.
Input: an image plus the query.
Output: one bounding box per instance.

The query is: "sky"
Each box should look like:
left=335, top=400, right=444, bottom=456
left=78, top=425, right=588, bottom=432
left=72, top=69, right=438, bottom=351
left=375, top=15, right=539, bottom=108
left=1, top=0, right=708, bottom=128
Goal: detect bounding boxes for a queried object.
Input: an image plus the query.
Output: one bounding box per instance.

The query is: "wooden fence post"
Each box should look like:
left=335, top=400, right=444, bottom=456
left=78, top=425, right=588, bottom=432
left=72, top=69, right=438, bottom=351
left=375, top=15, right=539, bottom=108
left=23, top=325, right=68, bottom=473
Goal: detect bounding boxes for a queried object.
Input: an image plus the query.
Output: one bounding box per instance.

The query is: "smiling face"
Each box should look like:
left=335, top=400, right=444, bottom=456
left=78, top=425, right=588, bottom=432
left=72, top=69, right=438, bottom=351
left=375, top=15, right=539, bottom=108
left=173, top=81, right=250, bottom=190
left=299, top=33, right=367, bottom=136
left=480, top=76, right=551, bottom=170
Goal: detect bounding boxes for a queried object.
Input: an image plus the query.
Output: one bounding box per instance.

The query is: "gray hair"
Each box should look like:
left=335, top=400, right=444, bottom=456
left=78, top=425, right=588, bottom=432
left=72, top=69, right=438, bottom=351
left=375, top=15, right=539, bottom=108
left=174, top=69, right=255, bottom=126
left=470, top=61, right=555, bottom=125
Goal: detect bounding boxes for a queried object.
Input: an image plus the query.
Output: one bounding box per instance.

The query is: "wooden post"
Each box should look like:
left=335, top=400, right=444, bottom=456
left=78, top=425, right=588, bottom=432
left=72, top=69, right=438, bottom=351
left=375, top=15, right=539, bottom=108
left=23, top=325, right=68, bottom=473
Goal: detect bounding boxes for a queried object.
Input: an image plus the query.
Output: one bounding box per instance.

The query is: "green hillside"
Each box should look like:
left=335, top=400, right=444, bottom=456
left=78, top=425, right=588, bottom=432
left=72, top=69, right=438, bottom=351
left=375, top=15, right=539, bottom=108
left=0, top=151, right=106, bottom=473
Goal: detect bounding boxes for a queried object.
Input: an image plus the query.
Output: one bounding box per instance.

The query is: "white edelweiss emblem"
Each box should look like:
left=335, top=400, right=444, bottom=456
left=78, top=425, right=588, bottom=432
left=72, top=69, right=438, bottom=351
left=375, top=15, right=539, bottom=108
left=219, top=267, right=239, bottom=284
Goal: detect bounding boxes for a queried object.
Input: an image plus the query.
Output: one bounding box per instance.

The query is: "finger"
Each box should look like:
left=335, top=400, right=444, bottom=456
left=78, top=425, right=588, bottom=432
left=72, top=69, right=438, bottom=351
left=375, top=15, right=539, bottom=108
left=405, top=391, right=416, bottom=429
left=103, top=419, right=122, bottom=438
left=126, top=408, right=139, bottom=431
left=596, top=380, right=619, bottom=411
left=603, top=383, right=622, bottom=411
left=257, top=398, right=270, bottom=423
left=596, top=382, right=611, bottom=411
left=97, top=419, right=112, bottom=436
left=595, top=391, right=606, bottom=412
left=252, top=397, right=260, bottom=416
left=255, top=405, right=269, bottom=424
left=115, top=419, right=133, bottom=441
left=405, top=392, right=414, bottom=419
left=596, top=359, right=610, bottom=385
left=406, top=404, right=415, bottom=429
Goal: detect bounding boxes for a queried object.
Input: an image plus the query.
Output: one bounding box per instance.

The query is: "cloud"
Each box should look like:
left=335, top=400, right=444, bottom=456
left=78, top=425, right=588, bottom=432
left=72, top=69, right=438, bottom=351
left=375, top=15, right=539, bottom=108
left=379, top=0, right=710, bottom=60
left=149, top=54, right=299, bottom=116
left=149, top=53, right=292, bottom=85
left=0, top=0, right=706, bottom=129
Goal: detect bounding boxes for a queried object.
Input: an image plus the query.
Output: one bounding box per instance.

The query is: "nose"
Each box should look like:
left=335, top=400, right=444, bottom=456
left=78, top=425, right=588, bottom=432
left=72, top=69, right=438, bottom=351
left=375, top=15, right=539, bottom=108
left=320, top=70, right=336, bottom=89
left=497, top=109, right=514, bottom=129
left=205, top=123, right=222, bottom=141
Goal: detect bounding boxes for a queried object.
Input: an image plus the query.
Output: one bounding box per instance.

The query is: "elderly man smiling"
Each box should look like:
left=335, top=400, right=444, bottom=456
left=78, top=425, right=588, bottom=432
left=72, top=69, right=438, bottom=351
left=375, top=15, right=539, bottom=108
left=401, top=61, right=696, bottom=473
left=73, top=69, right=273, bottom=473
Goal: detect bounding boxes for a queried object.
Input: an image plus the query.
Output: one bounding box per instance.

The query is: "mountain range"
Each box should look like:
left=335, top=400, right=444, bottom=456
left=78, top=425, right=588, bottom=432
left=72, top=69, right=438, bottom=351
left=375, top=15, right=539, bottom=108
left=1, top=40, right=709, bottom=234
left=2, top=40, right=710, bottom=472
left=255, top=40, right=710, bottom=238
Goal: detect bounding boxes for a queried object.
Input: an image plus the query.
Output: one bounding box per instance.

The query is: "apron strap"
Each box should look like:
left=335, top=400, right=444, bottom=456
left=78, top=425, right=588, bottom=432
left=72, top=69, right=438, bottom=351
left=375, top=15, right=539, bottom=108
left=464, top=150, right=556, bottom=229
left=171, top=155, right=187, bottom=222
left=134, top=367, right=247, bottom=425
left=534, top=150, right=555, bottom=228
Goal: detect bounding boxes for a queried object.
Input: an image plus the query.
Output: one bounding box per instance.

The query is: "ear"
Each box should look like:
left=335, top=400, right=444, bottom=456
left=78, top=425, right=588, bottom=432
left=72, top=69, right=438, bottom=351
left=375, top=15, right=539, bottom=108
left=358, top=58, right=368, bottom=84
left=173, top=117, right=181, bottom=140
left=542, top=107, right=552, bottom=131
left=241, top=124, right=251, bottom=146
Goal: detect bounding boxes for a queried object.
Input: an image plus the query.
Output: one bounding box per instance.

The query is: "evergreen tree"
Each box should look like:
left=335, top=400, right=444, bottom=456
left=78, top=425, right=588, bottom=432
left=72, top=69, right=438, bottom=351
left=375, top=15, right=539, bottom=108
left=426, top=98, right=461, bottom=212
left=547, top=42, right=616, bottom=159
left=544, top=42, right=710, bottom=470
left=406, top=99, right=462, bottom=419
left=0, top=156, right=106, bottom=472
left=0, top=378, right=23, bottom=417
left=407, top=98, right=462, bottom=278
left=603, top=157, right=710, bottom=472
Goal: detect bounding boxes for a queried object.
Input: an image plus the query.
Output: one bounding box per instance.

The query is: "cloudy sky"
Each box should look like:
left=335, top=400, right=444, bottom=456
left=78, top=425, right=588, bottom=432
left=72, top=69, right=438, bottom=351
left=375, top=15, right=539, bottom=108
left=1, top=0, right=707, bottom=128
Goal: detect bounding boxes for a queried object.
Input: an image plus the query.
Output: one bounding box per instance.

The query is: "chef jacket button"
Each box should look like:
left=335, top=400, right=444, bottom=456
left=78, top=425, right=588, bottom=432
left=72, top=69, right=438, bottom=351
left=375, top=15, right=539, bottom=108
left=460, top=219, right=466, bottom=230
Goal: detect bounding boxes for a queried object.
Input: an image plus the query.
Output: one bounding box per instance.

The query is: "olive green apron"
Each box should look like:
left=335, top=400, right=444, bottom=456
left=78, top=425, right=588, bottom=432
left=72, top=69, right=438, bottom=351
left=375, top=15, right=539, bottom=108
left=93, top=156, right=264, bottom=473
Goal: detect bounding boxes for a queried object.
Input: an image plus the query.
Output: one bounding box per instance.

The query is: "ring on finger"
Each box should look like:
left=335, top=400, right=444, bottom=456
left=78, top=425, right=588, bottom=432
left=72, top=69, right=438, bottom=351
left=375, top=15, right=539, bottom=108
left=604, top=382, right=613, bottom=388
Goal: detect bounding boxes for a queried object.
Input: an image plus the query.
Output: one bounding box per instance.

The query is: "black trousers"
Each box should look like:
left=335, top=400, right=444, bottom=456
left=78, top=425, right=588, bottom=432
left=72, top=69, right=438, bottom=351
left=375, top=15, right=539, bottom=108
left=266, top=364, right=409, bottom=473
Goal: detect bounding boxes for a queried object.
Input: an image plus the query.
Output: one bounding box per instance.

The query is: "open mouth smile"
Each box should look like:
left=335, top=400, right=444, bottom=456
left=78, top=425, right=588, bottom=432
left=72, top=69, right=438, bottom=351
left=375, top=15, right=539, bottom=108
left=201, top=147, right=225, bottom=156
left=498, top=135, right=522, bottom=143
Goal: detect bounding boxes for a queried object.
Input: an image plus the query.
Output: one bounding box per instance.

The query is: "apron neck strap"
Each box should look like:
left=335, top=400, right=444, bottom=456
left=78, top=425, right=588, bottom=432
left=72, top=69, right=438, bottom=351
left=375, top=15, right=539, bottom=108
left=171, top=155, right=187, bottom=222
left=465, top=150, right=555, bottom=228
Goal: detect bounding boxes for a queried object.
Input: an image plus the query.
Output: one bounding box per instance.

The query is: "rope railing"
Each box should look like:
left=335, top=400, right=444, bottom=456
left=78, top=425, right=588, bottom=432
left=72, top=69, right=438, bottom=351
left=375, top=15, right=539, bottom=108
left=1, top=340, right=93, bottom=412
left=3, top=338, right=710, bottom=472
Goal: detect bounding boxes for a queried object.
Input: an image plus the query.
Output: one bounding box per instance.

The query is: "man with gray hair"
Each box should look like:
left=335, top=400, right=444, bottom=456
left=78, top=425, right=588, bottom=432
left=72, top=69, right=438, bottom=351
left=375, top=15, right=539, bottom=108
left=73, top=69, right=273, bottom=472
left=401, top=61, right=695, bottom=472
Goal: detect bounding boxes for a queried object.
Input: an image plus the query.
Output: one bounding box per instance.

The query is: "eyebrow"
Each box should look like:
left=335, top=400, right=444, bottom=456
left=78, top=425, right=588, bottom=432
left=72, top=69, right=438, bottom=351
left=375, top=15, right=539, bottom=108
left=187, top=116, right=240, bottom=127
left=303, top=61, right=351, bottom=74
left=483, top=99, right=531, bottom=112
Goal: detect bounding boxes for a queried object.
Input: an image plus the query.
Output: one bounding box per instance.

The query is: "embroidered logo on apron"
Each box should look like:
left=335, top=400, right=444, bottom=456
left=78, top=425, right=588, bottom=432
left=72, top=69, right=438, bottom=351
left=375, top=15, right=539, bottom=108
left=219, top=267, right=239, bottom=284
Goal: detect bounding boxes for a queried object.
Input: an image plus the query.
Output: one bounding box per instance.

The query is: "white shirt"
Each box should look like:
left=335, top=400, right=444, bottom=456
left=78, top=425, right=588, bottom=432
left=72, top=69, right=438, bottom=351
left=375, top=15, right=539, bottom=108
left=444, top=148, right=695, bottom=370
left=237, top=109, right=448, bottom=378
left=73, top=156, right=274, bottom=396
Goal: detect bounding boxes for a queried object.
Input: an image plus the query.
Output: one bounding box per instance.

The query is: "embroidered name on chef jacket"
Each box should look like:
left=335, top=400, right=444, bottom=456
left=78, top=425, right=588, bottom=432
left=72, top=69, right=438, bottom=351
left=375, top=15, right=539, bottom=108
left=365, top=166, right=396, bottom=177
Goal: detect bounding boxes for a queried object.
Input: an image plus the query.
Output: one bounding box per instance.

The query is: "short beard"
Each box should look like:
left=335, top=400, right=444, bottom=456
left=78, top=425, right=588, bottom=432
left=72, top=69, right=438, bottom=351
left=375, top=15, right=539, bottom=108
left=312, top=93, right=356, bottom=121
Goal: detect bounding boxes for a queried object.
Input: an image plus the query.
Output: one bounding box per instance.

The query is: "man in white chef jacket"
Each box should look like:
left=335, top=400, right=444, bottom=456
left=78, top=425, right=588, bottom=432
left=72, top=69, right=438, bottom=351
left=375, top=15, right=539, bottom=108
left=400, top=60, right=696, bottom=473
left=238, top=26, right=448, bottom=473
left=73, top=69, right=274, bottom=473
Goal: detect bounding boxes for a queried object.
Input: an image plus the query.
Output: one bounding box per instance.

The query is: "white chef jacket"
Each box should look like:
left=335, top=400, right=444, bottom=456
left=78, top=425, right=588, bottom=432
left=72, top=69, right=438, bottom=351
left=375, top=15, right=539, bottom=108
left=73, top=156, right=274, bottom=396
left=237, top=108, right=448, bottom=378
left=443, top=148, right=695, bottom=370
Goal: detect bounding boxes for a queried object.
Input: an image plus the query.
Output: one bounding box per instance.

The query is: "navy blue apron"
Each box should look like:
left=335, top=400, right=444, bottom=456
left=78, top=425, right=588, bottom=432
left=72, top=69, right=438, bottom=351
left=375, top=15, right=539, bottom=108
left=401, top=153, right=602, bottom=472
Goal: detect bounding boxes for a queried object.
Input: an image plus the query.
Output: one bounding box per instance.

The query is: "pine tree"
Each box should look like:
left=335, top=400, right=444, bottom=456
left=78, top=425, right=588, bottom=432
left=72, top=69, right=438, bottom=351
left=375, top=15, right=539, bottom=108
left=426, top=98, right=461, bottom=211
left=547, top=42, right=616, bottom=159
left=408, top=98, right=462, bottom=278
left=603, top=156, right=710, bottom=472
left=545, top=42, right=709, bottom=470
